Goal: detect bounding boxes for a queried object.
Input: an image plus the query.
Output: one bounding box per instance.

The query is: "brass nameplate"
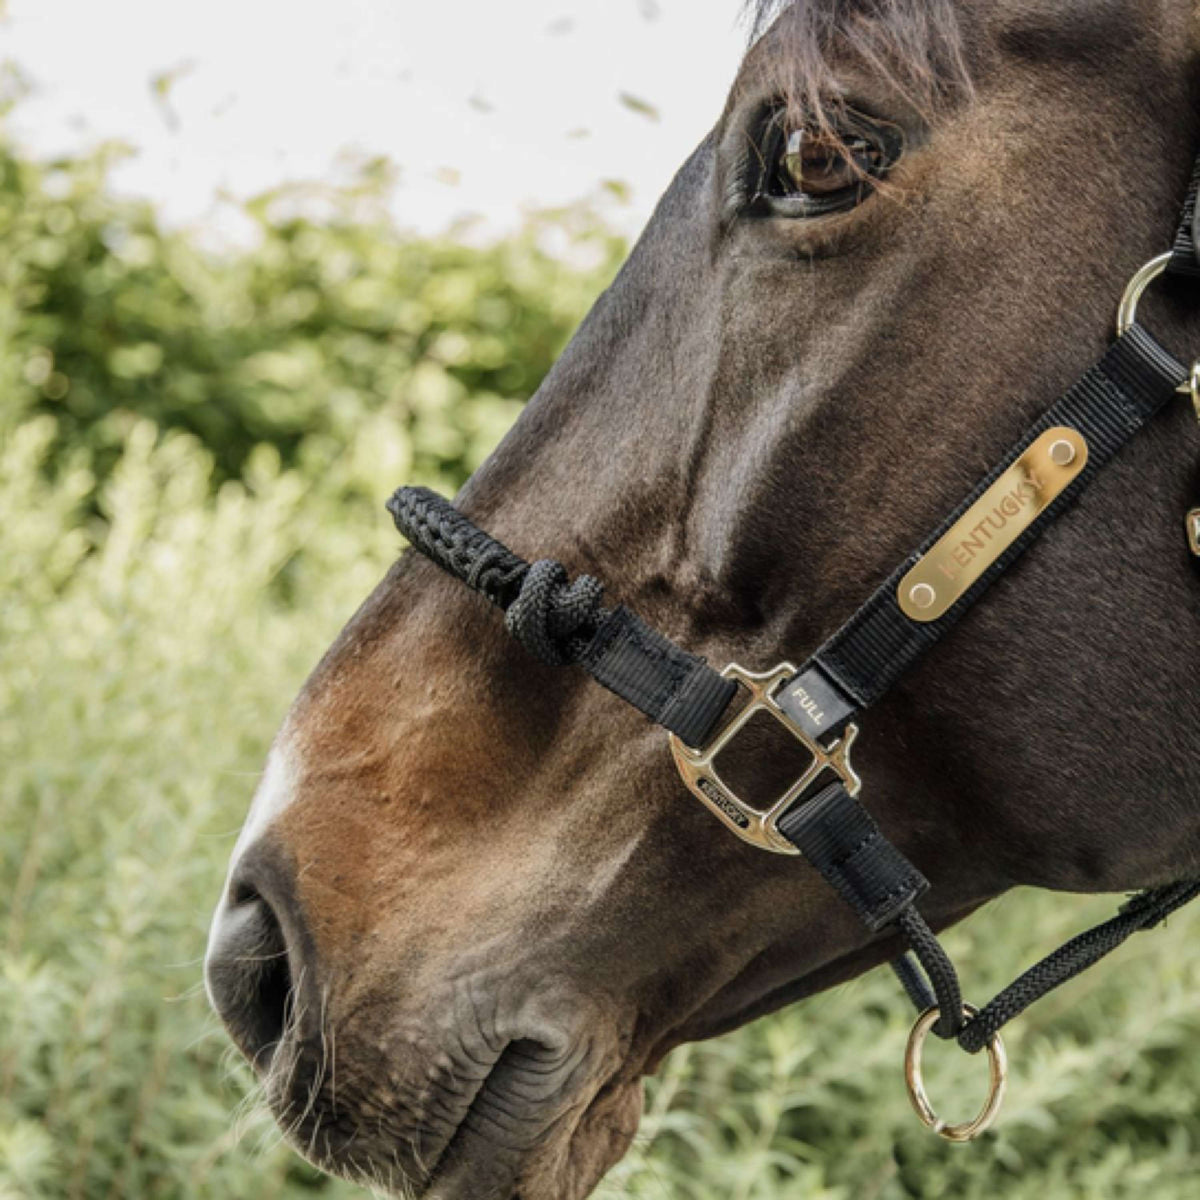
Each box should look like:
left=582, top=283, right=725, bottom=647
left=898, top=427, right=1089, bottom=623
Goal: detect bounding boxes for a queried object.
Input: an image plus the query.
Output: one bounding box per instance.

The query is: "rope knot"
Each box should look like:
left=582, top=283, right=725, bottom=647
left=505, top=559, right=605, bottom=666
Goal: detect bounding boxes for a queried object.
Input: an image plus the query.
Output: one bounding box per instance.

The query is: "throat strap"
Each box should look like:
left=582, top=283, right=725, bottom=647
left=778, top=778, right=1200, bottom=1050
left=953, top=880, right=1200, bottom=1053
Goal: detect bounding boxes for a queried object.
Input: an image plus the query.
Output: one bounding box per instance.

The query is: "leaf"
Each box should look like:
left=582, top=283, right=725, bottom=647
left=148, top=60, right=194, bottom=132
left=618, top=91, right=661, bottom=122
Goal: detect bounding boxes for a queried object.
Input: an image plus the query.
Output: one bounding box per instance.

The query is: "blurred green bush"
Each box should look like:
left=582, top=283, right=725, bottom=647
left=0, top=127, right=625, bottom=503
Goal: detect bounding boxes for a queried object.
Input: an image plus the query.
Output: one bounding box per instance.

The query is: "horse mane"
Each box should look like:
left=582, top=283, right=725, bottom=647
left=744, top=1, right=972, bottom=127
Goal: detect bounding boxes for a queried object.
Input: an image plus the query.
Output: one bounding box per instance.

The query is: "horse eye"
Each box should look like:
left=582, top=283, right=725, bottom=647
left=748, top=108, right=903, bottom=219
left=782, top=130, right=868, bottom=195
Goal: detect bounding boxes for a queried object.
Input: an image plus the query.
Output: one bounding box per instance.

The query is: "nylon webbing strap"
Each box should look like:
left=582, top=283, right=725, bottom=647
left=1167, top=153, right=1200, bottom=281
left=777, top=782, right=928, bottom=931
left=778, top=782, right=970, bottom=1036
left=782, top=325, right=1187, bottom=731
left=581, top=607, right=738, bottom=747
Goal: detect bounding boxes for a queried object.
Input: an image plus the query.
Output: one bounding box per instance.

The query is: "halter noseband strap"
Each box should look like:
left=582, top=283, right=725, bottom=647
left=388, top=486, right=738, bottom=747
left=387, top=151, right=1200, bottom=1141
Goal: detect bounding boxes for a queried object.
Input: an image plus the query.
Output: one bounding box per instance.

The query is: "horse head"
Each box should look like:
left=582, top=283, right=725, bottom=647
left=206, top=2, right=1200, bottom=1196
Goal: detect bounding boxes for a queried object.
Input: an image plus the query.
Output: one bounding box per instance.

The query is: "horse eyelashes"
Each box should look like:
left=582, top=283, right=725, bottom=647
left=745, top=105, right=904, bottom=220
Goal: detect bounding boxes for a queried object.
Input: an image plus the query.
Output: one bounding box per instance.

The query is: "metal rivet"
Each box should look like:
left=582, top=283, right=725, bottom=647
left=1048, top=439, right=1076, bottom=466
left=909, top=583, right=937, bottom=610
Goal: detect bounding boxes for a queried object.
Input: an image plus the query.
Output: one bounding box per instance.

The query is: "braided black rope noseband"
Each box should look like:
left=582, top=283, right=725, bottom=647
left=390, top=487, right=608, bottom=665
left=385, top=153, right=1200, bottom=1130
left=389, top=489, right=739, bottom=748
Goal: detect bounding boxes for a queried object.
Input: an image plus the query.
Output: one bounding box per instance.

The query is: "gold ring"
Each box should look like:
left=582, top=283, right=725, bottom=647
left=1115, top=252, right=1196, bottom=399
left=1116, top=251, right=1173, bottom=336
left=903, top=1005, right=1008, bottom=1143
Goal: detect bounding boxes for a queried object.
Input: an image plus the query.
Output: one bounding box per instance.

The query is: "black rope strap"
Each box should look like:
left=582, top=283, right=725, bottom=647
left=892, top=947, right=941, bottom=1014
left=389, top=485, right=530, bottom=608
left=388, top=486, right=614, bottom=659
left=896, top=907, right=966, bottom=1038
left=956, top=880, right=1200, bottom=1053
left=506, top=559, right=605, bottom=665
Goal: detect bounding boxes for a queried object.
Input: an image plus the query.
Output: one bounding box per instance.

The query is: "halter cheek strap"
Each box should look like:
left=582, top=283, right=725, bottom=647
left=387, top=152, right=1200, bottom=1141
left=1167, top=153, right=1200, bottom=282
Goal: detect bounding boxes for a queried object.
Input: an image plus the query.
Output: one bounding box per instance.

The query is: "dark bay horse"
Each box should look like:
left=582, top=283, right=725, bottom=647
left=205, top=2, right=1200, bottom=1196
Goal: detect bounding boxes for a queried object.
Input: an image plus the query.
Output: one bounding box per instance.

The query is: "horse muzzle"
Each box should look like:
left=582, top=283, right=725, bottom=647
left=205, top=837, right=635, bottom=1199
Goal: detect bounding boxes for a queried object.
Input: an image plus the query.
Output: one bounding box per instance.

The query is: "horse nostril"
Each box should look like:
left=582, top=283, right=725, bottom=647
left=205, top=869, right=299, bottom=1071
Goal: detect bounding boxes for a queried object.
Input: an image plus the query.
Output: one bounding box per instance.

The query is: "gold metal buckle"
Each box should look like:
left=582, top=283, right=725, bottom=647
left=1188, top=361, right=1200, bottom=424
left=668, top=662, right=861, bottom=856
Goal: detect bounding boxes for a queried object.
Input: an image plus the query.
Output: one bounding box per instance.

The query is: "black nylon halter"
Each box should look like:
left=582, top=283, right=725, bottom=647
left=387, top=156, right=1200, bottom=1081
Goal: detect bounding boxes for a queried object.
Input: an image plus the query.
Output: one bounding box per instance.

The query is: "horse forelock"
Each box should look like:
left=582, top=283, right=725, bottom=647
left=745, top=0, right=972, bottom=128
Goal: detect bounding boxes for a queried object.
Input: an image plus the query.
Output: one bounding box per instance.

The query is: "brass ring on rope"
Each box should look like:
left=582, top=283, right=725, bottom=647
left=903, top=1005, right=1008, bottom=1143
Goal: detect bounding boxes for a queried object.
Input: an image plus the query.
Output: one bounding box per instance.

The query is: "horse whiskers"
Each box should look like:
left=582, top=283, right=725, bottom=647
left=295, top=1025, right=327, bottom=1133
left=251, top=968, right=310, bottom=1159
left=389, top=1146, right=412, bottom=1200
left=183, top=1014, right=230, bottom=1056
left=225, top=947, right=290, bottom=965
left=327, top=993, right=340, bottom=1118
left=317, top=983, right=333, bottom=1109
left=162, top=979, right=211, bottom=1002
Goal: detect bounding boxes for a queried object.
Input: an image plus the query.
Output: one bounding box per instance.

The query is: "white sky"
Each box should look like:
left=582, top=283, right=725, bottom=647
left=4, top=0, right=750, bottom=244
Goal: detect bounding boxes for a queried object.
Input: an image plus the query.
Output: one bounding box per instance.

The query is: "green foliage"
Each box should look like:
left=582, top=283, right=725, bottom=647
left=0, top=133, right=624, bottom=501
left=0, top=419, right=389, bottom=1199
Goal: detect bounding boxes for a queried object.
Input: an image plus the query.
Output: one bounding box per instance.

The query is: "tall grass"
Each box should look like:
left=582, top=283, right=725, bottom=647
left=3, top=419, right=1200, bottom=1199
